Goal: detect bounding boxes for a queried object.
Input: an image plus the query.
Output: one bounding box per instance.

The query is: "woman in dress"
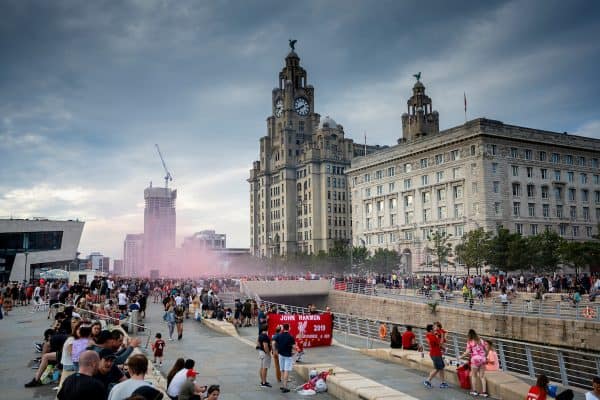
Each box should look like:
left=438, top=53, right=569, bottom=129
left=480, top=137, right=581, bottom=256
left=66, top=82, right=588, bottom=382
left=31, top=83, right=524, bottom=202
left=461, top=329, right=489, bottom=397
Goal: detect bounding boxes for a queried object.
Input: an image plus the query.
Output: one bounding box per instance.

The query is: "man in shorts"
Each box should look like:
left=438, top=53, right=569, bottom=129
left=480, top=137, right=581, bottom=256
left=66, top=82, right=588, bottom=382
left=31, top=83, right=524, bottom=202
left=423, top=324, right=450, bottom=389
left=257, top=325, right=272, bottom=387
left=273, top=323, right=295, bottom=393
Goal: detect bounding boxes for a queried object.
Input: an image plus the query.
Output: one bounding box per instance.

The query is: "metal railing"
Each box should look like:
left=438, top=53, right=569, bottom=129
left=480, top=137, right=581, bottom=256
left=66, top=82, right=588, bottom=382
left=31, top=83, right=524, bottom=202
left=335, top=282, right=600, bottom=321
left=55, top=303, right=152, bottom=348
left=249, top=295, right=599, bottom=391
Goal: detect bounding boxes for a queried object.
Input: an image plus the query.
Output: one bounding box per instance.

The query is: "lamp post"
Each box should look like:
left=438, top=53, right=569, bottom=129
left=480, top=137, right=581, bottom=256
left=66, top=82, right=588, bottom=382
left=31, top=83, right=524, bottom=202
left=24, top=251, right=29, bottom=282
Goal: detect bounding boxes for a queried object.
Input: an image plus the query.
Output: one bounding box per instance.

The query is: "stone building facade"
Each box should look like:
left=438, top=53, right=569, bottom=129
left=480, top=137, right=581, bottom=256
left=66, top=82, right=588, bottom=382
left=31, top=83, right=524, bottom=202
left=347, top=80, right=600, bottom=274
left=248, top=48, right=382, bottom=258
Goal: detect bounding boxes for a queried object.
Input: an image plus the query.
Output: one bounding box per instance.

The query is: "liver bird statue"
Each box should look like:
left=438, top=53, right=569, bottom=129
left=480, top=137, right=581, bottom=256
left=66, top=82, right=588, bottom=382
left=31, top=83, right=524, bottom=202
left=413, top=72, right=421, bottom=81
left=289, top=39, right=297, bottom=51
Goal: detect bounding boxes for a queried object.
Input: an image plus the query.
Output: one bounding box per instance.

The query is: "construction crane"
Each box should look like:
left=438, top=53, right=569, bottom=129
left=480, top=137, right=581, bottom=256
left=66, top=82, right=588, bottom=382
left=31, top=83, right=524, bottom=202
left=155, top=144, right=173, bottom=188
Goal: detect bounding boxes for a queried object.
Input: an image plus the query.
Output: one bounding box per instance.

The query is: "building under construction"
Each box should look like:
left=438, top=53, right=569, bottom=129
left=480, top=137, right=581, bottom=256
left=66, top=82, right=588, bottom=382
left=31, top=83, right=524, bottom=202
left=143, top=185, right=177, bottom=276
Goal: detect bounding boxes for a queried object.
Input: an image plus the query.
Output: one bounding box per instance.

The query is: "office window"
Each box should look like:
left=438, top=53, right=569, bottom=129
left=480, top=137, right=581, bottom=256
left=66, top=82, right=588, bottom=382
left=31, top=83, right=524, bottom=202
left=471, top=163, right=477, bottom=176
left=375, top=170, right=383, bottom=179
left=453, top=167, right=462, bottom=179
left=559, top=224, right=566, bottom=236
left=510, top=147, right=518, bottom=158
left=422, top=191, right=431, bottom=204
left=389, top=182, right=395, bottom=192
left=472, top=182, right=478, bottom=194
left=404, top=230, right=413, bottom=240
left=512, top=165, right=519, bottom=176
left=543, top=204, right=550, bottom=217
left=377, top=200, right=384, bottom=212
left=583, top=207, right=590, bottom=220
left=541, top=168, right=548, bottom=179
left=378, top=216, right=383, bottom=228
left=365, top=188, right=371, bottom=197
left=568, top=188, right=576, bottom=201
left=420, top=158, right=428, bottom=168
left=539, top=151, right=546, bottom=161
left=582, top=189, right=589, bottom=202
left=528, top=203, right=535, bottom=217
left=578, top=156, right=585, bottom=166
left=554, top=170, right=561, bottom=181
left=531, top=224, right=538, bottom=235
left=453, top=186, right=463, bottom=199
left=454, top=204, right=464, bottom=218
left=364, top=173, right=371, bottom=182
left=390, top=232, right=396, bottom=242
left=552, top=153, right=560, bottom=163
left=494, top=202, right=501, bottom=215
left=405, top=195, right=413, bottom=207
left=581, top=173, right=588, bottom=184
left=512, top=183, right=521, bottom=197
left=470, top=145, right=476, bottom=156
left=567, top=171, right=574, bottom=182
left=366, top=218, right=372, bottom=230
left=438, top=206, right=447, bottom=219
left=490, top=145, right=497, bottom=155
left=527, top=184, right=535, bottom=198
left=405, top=211, right=414, bottom=224
left=527, top=167, right=533, bottom=178
left=388, top=166, right=395, bottom=176
left=513, top=202, right=521, bottom=217
left=570, top=206, right=577, bottom=219
left=493, top=181, right=500, bottom=193
left=389, top=198, right=397, bottom=210
left=366, top=203, right=372, bottom=214
left=423, top=209, right=430, bottom=222
left=377, top=185, right=383, bottom=195
left=594, top=175, right=599, bottom=185
left=404, top=179, right=412, bottom=190
left=525, top=149, right=532, bottom=160
left=404, top=163, right=412, bottom=173
left=573, top=226, right=579, bottom=237
left=436, top=171, right=444, bottom=182
left=437, top=188, right=446, bottom=201
left=455, top=225, right=464, bottom=237
left=565, top=155, right=573, bottom=165
left=593, top=158, right=599, bottom=168
left=378, top=234, right=384, bottom=244
left=390, top=214, right=396, bottom=226
left=435, top=154, right=444, bottom=164
left=492, top=163, right=498, bottom=173
left=586, top=226, right=593, bottom=237
left=451, top=150, right=460, bottom=161
left=472, top=203, right=479, bottom=215
left=557, top=205, right=563, bottom=218
left=421, top=175, right=429, bottom=186
left=516, top=223, right=523, bottom=235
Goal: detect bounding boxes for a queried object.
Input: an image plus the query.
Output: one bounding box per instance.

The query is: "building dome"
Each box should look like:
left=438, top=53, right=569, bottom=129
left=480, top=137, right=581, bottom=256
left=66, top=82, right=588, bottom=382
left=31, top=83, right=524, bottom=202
left=319, top=116, right=338, bottom=129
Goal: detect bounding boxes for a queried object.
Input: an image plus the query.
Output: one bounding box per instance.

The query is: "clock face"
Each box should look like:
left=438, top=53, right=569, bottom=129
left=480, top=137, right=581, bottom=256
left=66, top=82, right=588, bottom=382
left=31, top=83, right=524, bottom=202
left=294, top=97, right=310, bottom=116
left=274, top=99, right=283, bottom=118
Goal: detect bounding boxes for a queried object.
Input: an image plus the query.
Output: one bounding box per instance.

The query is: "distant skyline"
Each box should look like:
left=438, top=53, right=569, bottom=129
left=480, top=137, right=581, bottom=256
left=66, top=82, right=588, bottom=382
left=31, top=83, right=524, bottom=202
left=1, top=0, right=599, bottom=259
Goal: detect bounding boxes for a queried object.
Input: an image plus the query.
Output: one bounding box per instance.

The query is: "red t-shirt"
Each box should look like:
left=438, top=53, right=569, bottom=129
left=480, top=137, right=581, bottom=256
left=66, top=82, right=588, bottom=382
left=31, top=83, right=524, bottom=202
left=525, top=386, right=547, bottom=400
left=426, top=332, right=442, bottom=357
left=401, top=331, right=416, bottom=349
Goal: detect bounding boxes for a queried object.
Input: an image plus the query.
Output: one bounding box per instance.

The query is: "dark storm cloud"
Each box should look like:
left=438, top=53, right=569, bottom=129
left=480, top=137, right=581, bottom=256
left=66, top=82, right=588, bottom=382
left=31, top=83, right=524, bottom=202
left=1, top=0, right=599, bottom=257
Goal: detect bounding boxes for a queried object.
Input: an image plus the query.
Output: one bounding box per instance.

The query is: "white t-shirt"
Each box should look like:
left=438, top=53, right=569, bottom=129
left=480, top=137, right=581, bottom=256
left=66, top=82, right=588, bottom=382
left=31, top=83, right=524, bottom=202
left=586, top=391, right=600, bottom=400
left=167, top=368, right=188, bottom=397
left=107, top=280, right=114, bottom=290
left=108, top=379, right=150, bottom=400
left=60, top=337, right=75, bottom=367
left=499, top=293, right=509, bottom=304
left=118, top=292, right=128, bottom=306
left=175, top=295, right=183, bottom=306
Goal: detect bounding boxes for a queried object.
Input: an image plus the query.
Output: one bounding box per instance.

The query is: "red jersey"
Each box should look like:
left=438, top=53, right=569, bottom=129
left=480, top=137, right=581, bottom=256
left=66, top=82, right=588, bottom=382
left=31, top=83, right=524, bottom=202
left=525, top=386, right=547, bottom=400
left=426, top=332, right=443, bottom=357
left=401, top=331, right=416, bottom=349
left=153, top=339, right=165, bottom=356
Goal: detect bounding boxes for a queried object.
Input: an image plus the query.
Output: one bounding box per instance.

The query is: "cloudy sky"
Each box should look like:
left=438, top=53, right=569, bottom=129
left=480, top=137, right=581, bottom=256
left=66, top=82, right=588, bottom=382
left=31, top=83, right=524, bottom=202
left=1, top=0, right=599, bottom=260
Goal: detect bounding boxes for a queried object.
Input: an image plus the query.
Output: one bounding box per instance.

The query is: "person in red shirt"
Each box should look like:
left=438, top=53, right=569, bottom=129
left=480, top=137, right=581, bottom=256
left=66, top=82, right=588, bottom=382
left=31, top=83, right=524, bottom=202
left=152, top=333, right=166, bottom=366
left=526, top=374, right=549, bottom=400
left=423, top=324, right=449, bottom=389
left=434, top=322, right=447, bottom=353
left=401, top=325, right=421, bottom=351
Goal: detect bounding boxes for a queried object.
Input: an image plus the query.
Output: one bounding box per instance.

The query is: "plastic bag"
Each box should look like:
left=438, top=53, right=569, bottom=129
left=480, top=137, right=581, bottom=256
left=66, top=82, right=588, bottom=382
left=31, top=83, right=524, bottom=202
left=40, top=365, right=55, bottom=385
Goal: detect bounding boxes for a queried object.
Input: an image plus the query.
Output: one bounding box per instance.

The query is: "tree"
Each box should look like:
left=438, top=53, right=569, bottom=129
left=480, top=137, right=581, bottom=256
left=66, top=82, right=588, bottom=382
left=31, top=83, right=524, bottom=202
left=529, top=230, right=564, bottom=273
left=352, top=246, right=369, bottom=273
left=368, top=248, right=399, bottom=275
left=506, top=235, right=534, bottom=271
left=486, top=227, right=515, bottom=272
left=454, top=228, right=491, bottom=276
left=559, top=241, right=598, bottom=276
left=427, top=231, right=453, bottom=276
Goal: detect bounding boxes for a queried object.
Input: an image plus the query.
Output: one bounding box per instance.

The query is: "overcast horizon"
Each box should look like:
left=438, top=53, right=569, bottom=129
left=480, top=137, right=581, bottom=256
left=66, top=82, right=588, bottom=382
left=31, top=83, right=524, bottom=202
left=1, top=0, right=599, bottom=260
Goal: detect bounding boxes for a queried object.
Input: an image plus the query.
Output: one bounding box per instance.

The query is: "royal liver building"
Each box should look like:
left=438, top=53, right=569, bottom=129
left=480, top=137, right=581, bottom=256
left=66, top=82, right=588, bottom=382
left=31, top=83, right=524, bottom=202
left=347, top=78, right=600, bottom=274
left=248, top=43, right=381, bottom=258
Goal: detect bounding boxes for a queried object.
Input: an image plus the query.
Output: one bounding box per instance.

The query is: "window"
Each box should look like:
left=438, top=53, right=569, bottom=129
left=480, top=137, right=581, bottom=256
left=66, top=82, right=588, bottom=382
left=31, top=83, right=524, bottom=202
left=527, top=167, right=533, bottom=178
left=378, top=234, right=384, bottom=244
left=405, top=211, right=413, bottom=224
left=435, top=154, right=444, bottom=164
left=377, top=200, right=384, bottom=212
left=470, top=145, right=476, bottom=155
left=528, top=203, right=535, bottom=217
left=490, top=145, right=497, bottom=155
left=567, top=171, right=574, bottom=182
left=511, top=147, right=518, bottom=158
left=472, top=182, right=478, bottom=194
left=377, top=185, right=383, bottom=195
left=366, top=218, right=372, bottom=230
left=378, top=216, right=383, bottom=227
left=388, top=166, right=395, bottom=176
left=541, top=168, right=548, bottom=179
left=512, top=165, right=519, bottom=176
left=541, top=186, right=549, bottom=199
left=472, top=203, right=479, bottom=215
left=531, top=224, right=538, bottom=235
left=583, top=207, right=590, bottom=220
left=556, top=205, right=563, bottom=218
left=389, top=182, right=395, bottom=192
left=423, top=209, right=430, bottom=222
left=525, top=149, right=532, bottom=160
left=494, top=202, right=501, bottom=215
left=573, top=226, right=579, bottom=237
left=582, top=189, right=589, bottom=202
left=453, top=167, right=462, bottom=179
left=364, top=173, right=371, bottom=182
left=366, top=203, right=372, bottom=214
left=390, top=213, right=396, bottom=226
left=593, top=158, right=599, bottom=168
left=559, top=224, right=566, bottom=236
left=587, top=226, right=593, bottom=237
left=422, top=191, right=431, bottom=204
left=420, top=158, right=428, bottom=168
left=438, top=206, right=447, bottom=219
left=404, top=230, right=413, bottom=240
left=421, top=175, right=429, bottom=186
left=570, top=206, right=577, bottom=219
left=453, top=185, right=463, bottom=199
left=493, top=181, right=500, bottom=193
left=516, top=223, right=523, bottom=235
left=492, top=163, right=498, bottom=173
left=365, top=188, right=371, bottom=197
left=455, top=225, right=464, bottom=237
left=471, top=163, right=477, bottom=176
left=437, top=188, right=446, bottom=201
left=405, top=194, right=413, bottom=207
left=554, top=170, right=561, bottom=181
left=594, top=175, right=600, bottom=185
left=513, top=202, right=521, bottom=217
left=568, top=188, right=576, bottom=201
left=581, top=173, right=588, bottom=184
left=512, top=183, right=521, bottom=197
left=552, top=153, right=560, bottom=163
left=390, top=232, right=396, bottom=242
left=436, top=171, right=444, bottom=182
left=565, top=155, right=573, bottom=165
left=539, top=151, right=547, bottom=161
left=454, top=204, right=464, bottom=218
left=596, top=191, right=600, bottom=204
left=404, top=179, right=412, bottom=190
left=578, top=156, right=585, bottom=166
left=451, top=150, right=460, bottom=160
left=527, top=184, right=535, bottom=198
left=543, top=204, right=550, bottom=217
left=404, top=163, right=412, bottom=173
left=375, top=170, right=383, bottom=179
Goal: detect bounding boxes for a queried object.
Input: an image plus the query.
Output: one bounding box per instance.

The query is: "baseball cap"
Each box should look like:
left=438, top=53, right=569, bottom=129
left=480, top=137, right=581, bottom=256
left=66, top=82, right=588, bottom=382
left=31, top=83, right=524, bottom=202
left=186, top=369, right=199, bottom=378
left=98, top=348, right=116, bottom=360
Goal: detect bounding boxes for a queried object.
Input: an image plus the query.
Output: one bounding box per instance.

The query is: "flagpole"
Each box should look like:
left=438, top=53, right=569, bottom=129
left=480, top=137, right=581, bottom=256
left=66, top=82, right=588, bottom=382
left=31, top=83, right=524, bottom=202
left=464, top=92, right=467, bottom=123
left=364, top=131, right=367, bottom=156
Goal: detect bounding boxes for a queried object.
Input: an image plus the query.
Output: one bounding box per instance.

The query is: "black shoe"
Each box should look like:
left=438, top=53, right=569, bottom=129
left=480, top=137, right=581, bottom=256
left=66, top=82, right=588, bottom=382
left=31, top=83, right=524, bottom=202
left=25, top=379, right=42, bottom=388
left=260, top=382, right=271, bottom=387
left=281, top=388, right=290, bottom=393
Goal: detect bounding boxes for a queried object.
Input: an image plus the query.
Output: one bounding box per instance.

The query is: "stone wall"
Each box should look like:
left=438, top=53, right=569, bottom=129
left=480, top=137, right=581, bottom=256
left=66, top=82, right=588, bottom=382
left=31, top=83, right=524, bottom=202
left=327, top=290, right=599, bottom=350
left=241, top=279, right=331, bottom=297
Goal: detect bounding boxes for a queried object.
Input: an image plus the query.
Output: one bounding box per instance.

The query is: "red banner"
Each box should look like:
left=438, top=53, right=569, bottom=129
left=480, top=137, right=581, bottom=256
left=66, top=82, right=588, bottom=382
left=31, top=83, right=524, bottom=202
left=268, top=313, right=333, bottom=348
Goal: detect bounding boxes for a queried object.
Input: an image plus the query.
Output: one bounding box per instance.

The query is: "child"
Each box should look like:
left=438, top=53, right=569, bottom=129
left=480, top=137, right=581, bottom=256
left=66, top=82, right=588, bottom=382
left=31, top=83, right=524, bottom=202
left=152, top=333, right=166, bottom=366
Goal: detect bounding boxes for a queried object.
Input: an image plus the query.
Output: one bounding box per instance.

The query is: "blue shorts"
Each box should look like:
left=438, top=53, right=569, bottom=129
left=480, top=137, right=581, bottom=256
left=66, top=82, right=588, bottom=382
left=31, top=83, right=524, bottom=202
left=431, top=356, right=445, bottom=370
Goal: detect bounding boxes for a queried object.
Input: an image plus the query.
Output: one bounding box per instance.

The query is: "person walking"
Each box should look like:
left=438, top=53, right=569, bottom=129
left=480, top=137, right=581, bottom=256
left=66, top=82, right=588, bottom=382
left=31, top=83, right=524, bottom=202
left=57, top=350, right=106, bottom=400
left=152, top=333, right=166, bottom=366
left=273, top=323, right=295, bottom=393
left=174, top=301, right=185, bottom=340
left=423, top=324, right=449, bottom=389
left=164, top=299, right=176, bottom=341
left=257, top=325, right=272, bottom=387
